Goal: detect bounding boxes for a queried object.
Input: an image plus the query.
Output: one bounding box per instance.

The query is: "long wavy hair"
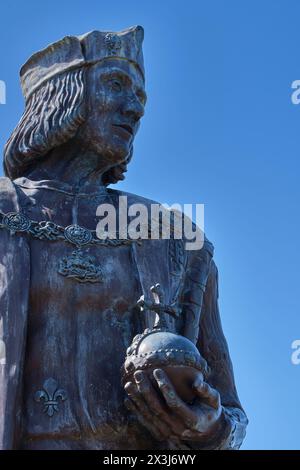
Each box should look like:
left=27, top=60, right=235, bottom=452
left=3, top=68, right=131, bottom=184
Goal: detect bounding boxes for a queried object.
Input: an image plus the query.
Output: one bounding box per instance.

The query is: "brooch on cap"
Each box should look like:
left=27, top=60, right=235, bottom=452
left=105, top=33, right=122, bottom=55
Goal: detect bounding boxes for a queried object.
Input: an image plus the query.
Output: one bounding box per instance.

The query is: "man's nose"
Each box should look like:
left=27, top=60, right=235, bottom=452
left=121, top=95, right=145, bottom=121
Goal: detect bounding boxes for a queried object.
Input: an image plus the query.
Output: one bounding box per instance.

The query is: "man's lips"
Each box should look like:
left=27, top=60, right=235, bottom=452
left=113, top=123, right=134, bottom=137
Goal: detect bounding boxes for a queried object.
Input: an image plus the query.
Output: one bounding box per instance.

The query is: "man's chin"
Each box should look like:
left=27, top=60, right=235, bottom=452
left=109, top=145, right=130, bottom=165
left=97, top=148, right=129, bottom=168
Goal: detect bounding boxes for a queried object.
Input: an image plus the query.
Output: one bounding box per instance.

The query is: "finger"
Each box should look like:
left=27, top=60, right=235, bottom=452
left=153, top=369, right=198, bottom=428
left=124, top=398, right=165, bottom=442
left=193, top=373, right=204, bottom=389
left=124, top=381, right=151, bottom=416
left=133, top=370, right=183, bottom=436
left=193, top=380, right=221, bottom=410
left=124, top=382, right=171, bottom=440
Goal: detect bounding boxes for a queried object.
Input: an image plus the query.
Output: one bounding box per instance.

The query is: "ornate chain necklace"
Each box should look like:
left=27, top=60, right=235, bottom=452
left=0, top=210, right=139, bottom=283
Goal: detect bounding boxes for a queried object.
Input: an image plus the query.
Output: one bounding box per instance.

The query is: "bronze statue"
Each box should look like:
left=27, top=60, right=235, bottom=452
left=0, top=26, right=248, bottom=450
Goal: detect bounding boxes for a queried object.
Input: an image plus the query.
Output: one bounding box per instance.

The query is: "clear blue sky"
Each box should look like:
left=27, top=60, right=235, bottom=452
left=0, top=0, right=299, bottom=450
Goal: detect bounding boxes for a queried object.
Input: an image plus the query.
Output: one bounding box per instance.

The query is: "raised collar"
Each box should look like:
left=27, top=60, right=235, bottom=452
left=14, top=177, right=108, bottom=197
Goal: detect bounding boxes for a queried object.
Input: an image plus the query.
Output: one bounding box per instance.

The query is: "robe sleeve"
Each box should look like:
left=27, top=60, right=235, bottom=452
left=185, top=259, right=248, bottom=450
left=180, top=252, right=248, bottom=450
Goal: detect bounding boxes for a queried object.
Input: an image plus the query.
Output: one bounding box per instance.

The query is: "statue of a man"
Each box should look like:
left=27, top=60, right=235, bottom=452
left=0, top=26, right=248, bottom=450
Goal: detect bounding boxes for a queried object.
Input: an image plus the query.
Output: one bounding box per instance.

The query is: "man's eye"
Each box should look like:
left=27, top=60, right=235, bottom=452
left=138, top=95, right=146, bottom=106
left=110, top=80, right=122, bottom=92
left=136, top=91, right=146, bottom=106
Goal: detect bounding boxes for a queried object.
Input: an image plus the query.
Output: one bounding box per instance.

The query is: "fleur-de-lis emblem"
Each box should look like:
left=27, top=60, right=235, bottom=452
left=34, top=378, right=67, bottom=417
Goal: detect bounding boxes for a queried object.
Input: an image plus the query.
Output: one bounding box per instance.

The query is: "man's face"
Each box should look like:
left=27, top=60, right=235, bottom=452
left=80, top=58, right=146, bottom=169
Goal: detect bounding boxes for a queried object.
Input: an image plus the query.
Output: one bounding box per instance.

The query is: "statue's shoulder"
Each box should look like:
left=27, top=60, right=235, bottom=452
left=0, top=177, right=20, bottom=213
left=109, top=188, right=214, bottom=255
left=107, top=188, right=160, bottom=208
left=0, top=176, right=15, bottom=193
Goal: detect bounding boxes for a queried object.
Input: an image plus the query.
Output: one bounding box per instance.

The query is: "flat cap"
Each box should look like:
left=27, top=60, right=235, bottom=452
left=20, top=25, right=144, bottom=101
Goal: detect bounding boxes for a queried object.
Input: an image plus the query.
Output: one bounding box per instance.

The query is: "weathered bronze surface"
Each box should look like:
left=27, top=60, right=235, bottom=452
left=0, top=26, right=248, bottom=450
